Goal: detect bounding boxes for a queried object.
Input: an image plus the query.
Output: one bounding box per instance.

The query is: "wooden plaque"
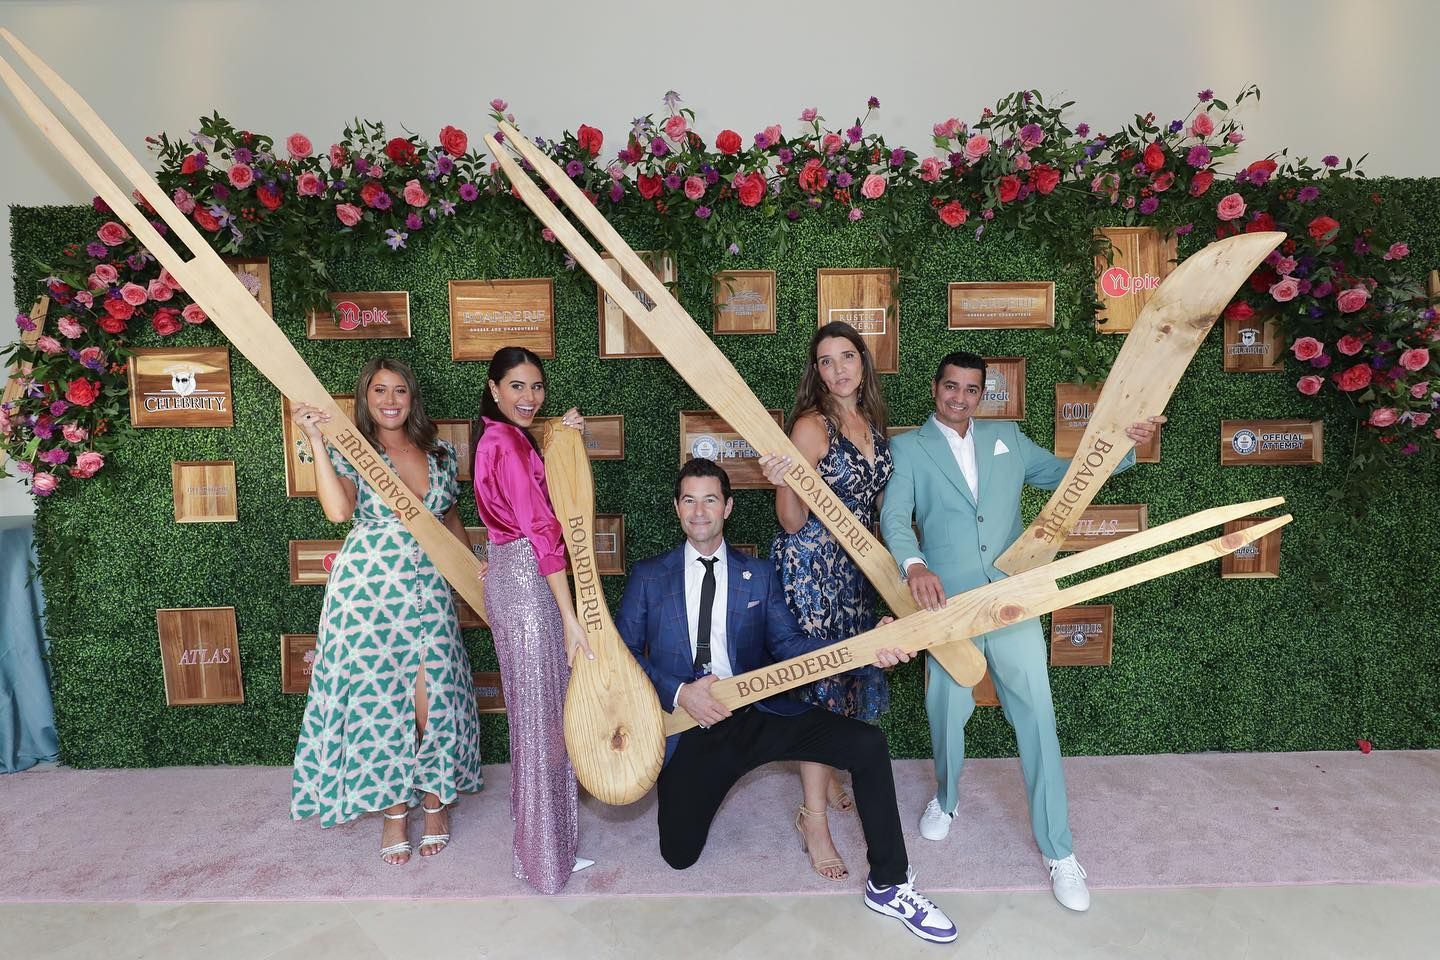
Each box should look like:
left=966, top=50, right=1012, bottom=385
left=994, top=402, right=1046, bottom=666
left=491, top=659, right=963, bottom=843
left=713, top=270, right=777, bottom=334
left=599, top=251, right=675, bottom=358
left=433, top=419, right=474, bottom=483
left=886, top=425, right=919, bottom=438
left=976, top=357, right=1026, bottom=420
left=282, top=394, right=357, bottom=497
left=972, top=670, right=1000, bottom=706
left=595, top=514, right=626, bottom=576
left=1219, top=517, right=1283, bottom=578
left=455, top=526, right=490, bottom=628
left=528, top=415, right=625, bottom=460
left=1049, top=605, right=1114, bottom=666
left=948, top=281, right=1055, bottom=329
left=307, top=291, right=412, bottom=340
left=1059, top=504, right=1148, bottom=552
left=171, top=460, right=238, bottom=523
left=473, top=670, right=506, bottom=713
left=224, top=257, right=272, bottom=317
left=289, top=539, right=344, bottom=585
left=1220, top=420, right=1324, bottom=466
left=156, top=606, right=244, bottom=706
left=1054, top=382, right=1160, bottom=463
left=127, top=346, right=234, bottom=428
left=731, top=543, right=759, bottom=558
left=1222, top=315, right=1284, bottom=372
left=280, top=633, right=318, bottom=695
left=1095, top=227, right=1177, bottom=334
left=449, top=278, right=556, bottom=360
left=679, top=409, right=786, bottom=489
left=816, top=268, right=899, bottom=373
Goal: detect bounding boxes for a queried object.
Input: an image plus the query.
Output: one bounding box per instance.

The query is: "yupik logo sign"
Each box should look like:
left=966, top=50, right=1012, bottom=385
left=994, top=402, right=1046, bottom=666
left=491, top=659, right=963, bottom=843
left=334, top=299, right=392, bottom=331
left=1099, top=265, right=1162, bottom=298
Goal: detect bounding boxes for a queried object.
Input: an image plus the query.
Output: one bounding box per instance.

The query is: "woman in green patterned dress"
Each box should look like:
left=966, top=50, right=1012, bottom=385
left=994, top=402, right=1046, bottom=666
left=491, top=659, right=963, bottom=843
left=289, top=358, right=484, bottom=865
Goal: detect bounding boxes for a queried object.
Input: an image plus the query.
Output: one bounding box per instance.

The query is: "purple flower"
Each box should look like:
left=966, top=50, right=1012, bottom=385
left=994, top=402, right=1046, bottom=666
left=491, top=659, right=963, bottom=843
left=1075, top=122, right=1091, bottom=137
left=664, top=173, right=682, bottom=191
left=49, top=400, right=69, bottom=416
left=695, top=205, right=711, bottom=219
left=232, top=147, right=253, bottom=164
left=727, top=243, right=740, bottom=255
left=1297, top=185, right=1320, bottom=203
left=609, top=181, right=624, bottom=203
left=890, top=148, right=906, bottom=167
left=85, top=241, right=108, bottom=258
left=1139, top=197, right=1159, bottom=215
left=436, top=156, right=454, bottom=175
left=948, top=151, right=966, bottom=168
left=405, top=212, right=423, bottom=230
left=848, top=207, right=863, bottom=221
left=1198, top=89, right=1214, bottom=102
left=565, top=159, right=584, bottom=178
left=191, top=151, right=208, bottom=168
left=332, top=180, right=347, bottom=191
left=651, top=139, right=669, bottom=158
left=1168, top=120, right=1184, bottom=134
left=786, top=209, right=801, bottom=220
left=384, top=229, right=408, bottom=250
left=1175, top=223, right=1194, bottom=235
left=704, top=167, right=719, bottom=185
left=778, top=147, right=794, bottom=163
left=846, top=125, right=863, bottom=143
left=353, top=157, right=370, bottom=175
left=33, top=419, right=53, bottom=439
left=212, top=184, right=231, bottom=201
left=1249, top=167, right=1272, bottom=187
left=1312, top=280, right=1333, bottom=298
left=16, top=313, right=36, bottom=333
left=1186, top=144, right=1211, bottom=168
left=1402, top=443, right=1420, bottom=455
left=754, top=132, right=772, bottom=150
left=835, top=171, right=853, bottom=188
left=867, top=96, right=880, bottom=109
left=373, top=192, right=392, bottom=210
left=459, top=182, right=479, bottom=202
left=1322, top=155, right=1340, bottom=167
left=40, top=447, right=69, bottom=465
left=1353, top=237, right=1370, bottom=255
left=439, top=199, right=456, bottom=215
left=1310, top=352, right=1332, bottom=368
left=663, top=90, right=682, bottom=110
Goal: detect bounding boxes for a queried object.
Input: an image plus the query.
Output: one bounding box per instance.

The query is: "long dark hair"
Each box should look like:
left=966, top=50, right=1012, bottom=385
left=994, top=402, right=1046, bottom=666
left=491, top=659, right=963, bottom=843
left=354, top=357, right=439, bottom=457
left=470, top=346, right=547, bottom=469
left=789, top=321, right=888, bottom=433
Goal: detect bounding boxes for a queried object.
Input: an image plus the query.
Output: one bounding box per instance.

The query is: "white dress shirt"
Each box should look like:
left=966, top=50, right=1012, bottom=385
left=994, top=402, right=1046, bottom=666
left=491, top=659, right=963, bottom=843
left=905, top=416, right=978, bottom=573
left=675, top=540, right=732, bottom=707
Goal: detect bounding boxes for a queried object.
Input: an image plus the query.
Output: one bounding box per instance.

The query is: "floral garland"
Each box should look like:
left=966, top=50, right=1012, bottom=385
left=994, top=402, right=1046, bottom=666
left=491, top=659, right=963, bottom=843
left=2, top=86, right=1435, bottom=503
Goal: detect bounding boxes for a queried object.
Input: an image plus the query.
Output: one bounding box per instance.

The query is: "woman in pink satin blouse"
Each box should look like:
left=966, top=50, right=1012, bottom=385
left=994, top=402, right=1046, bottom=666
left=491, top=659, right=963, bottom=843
left=470, top=345, right=596, bottom=894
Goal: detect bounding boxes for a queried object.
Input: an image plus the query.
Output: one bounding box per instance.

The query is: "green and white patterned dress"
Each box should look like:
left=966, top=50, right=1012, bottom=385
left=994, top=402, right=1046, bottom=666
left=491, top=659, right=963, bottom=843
left=291, top=439, right=484, bottom=827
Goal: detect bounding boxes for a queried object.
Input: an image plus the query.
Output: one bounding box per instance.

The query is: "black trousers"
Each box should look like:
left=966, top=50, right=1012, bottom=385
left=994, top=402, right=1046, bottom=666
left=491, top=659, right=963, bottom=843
left=656, top=706, right=909, bottom=886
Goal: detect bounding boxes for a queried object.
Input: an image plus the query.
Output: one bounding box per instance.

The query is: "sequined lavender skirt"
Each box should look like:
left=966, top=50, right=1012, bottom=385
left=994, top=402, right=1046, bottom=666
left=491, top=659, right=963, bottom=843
left=487, top=537, right=578, bottom=894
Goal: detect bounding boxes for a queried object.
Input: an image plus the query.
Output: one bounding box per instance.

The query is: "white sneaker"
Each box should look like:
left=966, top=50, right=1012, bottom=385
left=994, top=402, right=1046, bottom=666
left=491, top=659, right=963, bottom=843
left=1044, top=854, right=1090, bottom=912
left=918, top=796, right=954, bottom=841
left=572, top=857, right=595, bottom=873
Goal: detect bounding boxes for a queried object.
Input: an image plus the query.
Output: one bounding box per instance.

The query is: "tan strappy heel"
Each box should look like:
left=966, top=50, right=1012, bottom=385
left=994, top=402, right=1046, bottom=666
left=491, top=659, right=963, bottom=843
left=795, top=804, right=849, bottom=882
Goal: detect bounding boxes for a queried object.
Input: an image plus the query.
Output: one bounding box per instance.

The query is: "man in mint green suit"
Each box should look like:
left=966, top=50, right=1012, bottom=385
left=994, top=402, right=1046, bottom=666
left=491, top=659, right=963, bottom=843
left=880, top=351, right=1162, bottom=913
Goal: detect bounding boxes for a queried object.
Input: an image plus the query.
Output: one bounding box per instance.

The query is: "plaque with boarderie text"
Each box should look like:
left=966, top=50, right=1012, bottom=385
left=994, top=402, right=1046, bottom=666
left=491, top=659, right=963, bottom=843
left=449, top=278, right=555, bottom=360
left=948, top=281, right=1054, bottom=329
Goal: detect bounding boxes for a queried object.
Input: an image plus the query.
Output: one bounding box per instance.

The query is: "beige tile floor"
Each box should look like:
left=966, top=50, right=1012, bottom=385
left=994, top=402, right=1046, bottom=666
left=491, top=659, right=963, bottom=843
left=3, top=885, right=1438, bottom=960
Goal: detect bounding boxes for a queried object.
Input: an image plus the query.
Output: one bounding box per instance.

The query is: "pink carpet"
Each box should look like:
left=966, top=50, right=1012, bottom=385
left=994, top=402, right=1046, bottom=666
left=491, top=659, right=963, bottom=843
left=3, top=751, right=1437, bottom=901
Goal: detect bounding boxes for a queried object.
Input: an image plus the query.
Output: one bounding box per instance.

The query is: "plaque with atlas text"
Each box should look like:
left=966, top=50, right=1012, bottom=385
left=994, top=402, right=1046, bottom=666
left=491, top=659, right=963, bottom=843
left=1059, top=504, right=1148, bottom=552
left=128, top=346, right=234, bottom=429
left=157, top=606, right=244, bottom=706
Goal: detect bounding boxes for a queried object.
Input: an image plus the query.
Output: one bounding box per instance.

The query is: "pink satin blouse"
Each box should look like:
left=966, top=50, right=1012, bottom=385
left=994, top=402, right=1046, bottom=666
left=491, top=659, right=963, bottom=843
left=472, top=417, right=567, bottom=576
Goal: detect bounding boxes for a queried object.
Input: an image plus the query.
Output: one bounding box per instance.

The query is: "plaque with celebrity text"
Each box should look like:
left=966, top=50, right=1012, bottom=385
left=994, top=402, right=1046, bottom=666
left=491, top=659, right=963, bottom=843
left=128, top=347, right=234, bottom=428
left=1222, top=315, right=1284, bottom=372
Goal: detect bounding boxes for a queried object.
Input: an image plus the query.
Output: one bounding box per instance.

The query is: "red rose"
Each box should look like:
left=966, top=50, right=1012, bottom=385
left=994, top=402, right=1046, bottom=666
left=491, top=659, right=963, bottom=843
left=1248, top=268, right=1277, bottom=293
left=256, top=183, right=283, bottom=211
left=103, top=298, right=135, bottom=321
left=798, top=158, right=828, bottom=194
left=1188, top=170, right=1215, bottom=196
left=716, top=129, right=742, bottom=155
left=1333, top=362, right=1373, bottom=392
left=1245, top=212, right=1277, bottom=234
left=360, top=180, right=386, bottom=208
left=439, top=125, right=469, bottom=158
left=1142, top=142, right=1166, bottom=171
left=65, top=377, right=100, bottom=407
left=637, top=173, right=663, bottom=199
left=1308, top=216, right=1340, bottom=242
left=151, top=307, right=183, bottom=337
left=938, top=200, right=968, bottom=228
left=738, top=172, right=766, bottom=207
left=575, top=124, right=603, bottom=158
left=1030, top=164, right=1060, bottom=195
left=192, top=206, right=221, bottom=231
left=97, top=314, right=127, bottom=334
left=1247, top=158, right=1278, bottom=179
left=180, top=154, right=204, bottom=175
left=1224, top=301, right=1254, bottom=323
left=997, top=175, right=1021, bottom=203
left=385, top=137, right=418, bottom=166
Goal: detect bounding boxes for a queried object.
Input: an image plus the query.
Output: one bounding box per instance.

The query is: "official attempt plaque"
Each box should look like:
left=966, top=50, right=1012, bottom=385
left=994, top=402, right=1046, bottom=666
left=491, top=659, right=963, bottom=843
left=1220, top=420, right=1324, bottom=466
left=1049, top=605, right=1114, bottom=666
left=449, top=278, right=555, bottom=360
left=817, top=268, right=899, bottom=373
left=127, top=346, right=234, bottom=429
left=680, top=409, right=786, bottom=489
left=975, top=357, right=1026, bottom=420
left=307, top=291, right=412, bottom=340
left=948, top=281, right=1055, bottom=329
left=157, top=606, right=243, bottom=706
left=1054, top=381, right=1161, bottom=462
left=713, top=270, right=777, bottom=334
left=599, top=251, right=675, bottom=359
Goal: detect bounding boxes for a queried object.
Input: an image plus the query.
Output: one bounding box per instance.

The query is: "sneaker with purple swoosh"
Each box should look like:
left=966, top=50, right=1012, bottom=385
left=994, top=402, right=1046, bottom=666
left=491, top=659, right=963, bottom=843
left=864, top=873, right=958, bottom=943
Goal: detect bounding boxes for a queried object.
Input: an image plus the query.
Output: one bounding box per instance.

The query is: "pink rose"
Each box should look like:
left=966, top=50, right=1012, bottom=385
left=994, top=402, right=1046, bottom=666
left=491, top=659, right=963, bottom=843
left=402, top=179, right=429, bottom=207
left=664, top=115, right=688, bottom=140
left=682, top=176, right=705, bottom=201
left=62, top=423, right=89, bottom=443
left=172, top=188, right=196, bottom=214
left=918, top=156, right=942, bottom=182
left=801, top=107, right=818, bottom=122
left=1189, top=112, right=1215, bottom=138
left=963, top=134, right=991, bottom=162
left=861, top=173, right=886, bottom=200
left=1383, top=242, right=1409, bottom=261
left=160, top=268, right=183, bottom=291
left=1412, top=381, right=1432, bottom=399
left=541, top=228, right=557, bottom=243
left=1291, top=337, right=1324, bottom=361
left=78, top=346, right=104, bottom=367
left=58, top=317, right=83, bottom=339
left=35, top=335, right=63, bottom=355
left=1216, top=192, right=1246, bottom=221
left=120, top=282, right=148, bottom=306
left=1152, top=171, right=1174, bottom=192
left=1411, top=412, right=1431, bottom=427
left=97, top=221, right=128, bottom=246
left=1296, top=375, right=1324, bottom=396
left=1368, top=407, right=1399, bottom=428
left=296, top=172, right=324, bottom=197
left=182, top=304, right=207, bottom=325
left=1269, top=277, right=1300, bottom=303
left=328, top=144, right=347, bottom=167
left=286, top=133, right=314, bottom=159
left=1336, top=286, right=1369, bottom=314
left=764, top=124, right=782, bottom=146
left=336, top=203, right=362, bottom=227
left=147, top=279, right=173, bottom=302
left=1337, top=334, right=1366, bottom=355
left=73, top=291, right=93, bottom=308
left=70, top=451, right=104, bottom=479
left=31, top=473, right=59, bottom=496
left=0, top=406, right=11, bottom=438
left=1275, top=256, right=1297, bottom=275
left=228, top=163, right=254, bottom=189
left=822, top=133, right=842, bottom=155
left=1399, top=348, right=1431, bottom=372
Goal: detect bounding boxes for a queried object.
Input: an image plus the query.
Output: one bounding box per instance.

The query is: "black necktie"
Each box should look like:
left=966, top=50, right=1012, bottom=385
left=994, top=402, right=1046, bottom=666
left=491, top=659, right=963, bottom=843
left=694, top=556, right=719, bottom=674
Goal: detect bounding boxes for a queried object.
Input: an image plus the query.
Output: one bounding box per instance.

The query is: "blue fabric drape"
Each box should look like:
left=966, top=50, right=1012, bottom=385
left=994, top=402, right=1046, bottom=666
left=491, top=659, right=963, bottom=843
left=0, top=519, right=57, bottom=773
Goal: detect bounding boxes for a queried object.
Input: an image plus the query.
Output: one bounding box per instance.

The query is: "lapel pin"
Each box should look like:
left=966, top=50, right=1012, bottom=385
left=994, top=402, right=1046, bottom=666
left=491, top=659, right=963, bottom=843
left=742, top=570, right=752, bottom=580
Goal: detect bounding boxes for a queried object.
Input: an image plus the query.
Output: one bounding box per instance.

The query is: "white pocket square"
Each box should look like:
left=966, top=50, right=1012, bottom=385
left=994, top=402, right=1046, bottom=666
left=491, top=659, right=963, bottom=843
left=994, top=438, right=1010, bottom=455
left=747, top=600, right=761, bottom=609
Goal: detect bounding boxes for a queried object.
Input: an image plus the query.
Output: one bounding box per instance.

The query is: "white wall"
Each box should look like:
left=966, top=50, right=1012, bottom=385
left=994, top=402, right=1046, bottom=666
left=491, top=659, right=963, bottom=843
left=2, top=0, right=1437, bottom=517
